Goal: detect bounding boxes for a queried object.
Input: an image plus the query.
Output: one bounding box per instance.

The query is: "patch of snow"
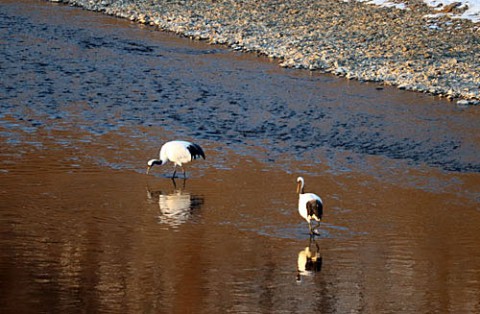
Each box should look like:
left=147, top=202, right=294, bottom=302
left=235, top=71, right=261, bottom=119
left=351, top=0, right=480, bottom=23
left=423, top=0, right=480, bottom=23
left=358, top=0, right=407, bottom=10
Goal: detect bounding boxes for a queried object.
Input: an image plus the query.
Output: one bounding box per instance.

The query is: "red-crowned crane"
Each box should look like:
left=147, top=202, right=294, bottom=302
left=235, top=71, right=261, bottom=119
left=296, top=176, right=323, bottom=236
left=147, top=140, right=205, bottom=178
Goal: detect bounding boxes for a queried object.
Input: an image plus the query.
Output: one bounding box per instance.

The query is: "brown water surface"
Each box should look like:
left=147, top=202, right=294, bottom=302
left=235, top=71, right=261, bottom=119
left=1, top=0, right=480, bottom=313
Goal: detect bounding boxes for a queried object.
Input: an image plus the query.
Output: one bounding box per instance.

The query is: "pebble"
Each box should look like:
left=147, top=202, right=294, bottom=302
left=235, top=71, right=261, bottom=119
left=50, top=0, right=480, bottom=104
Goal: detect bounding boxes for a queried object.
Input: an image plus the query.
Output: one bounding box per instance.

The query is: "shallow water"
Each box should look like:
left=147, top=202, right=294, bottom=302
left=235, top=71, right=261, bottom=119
left=1, top=0, right=480, bottom=313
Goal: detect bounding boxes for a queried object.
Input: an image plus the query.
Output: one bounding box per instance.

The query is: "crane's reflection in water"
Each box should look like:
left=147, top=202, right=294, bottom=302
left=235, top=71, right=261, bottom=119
left=296, top=239, right=323, bottom=282
left=147, top=179, right=205, bottom=228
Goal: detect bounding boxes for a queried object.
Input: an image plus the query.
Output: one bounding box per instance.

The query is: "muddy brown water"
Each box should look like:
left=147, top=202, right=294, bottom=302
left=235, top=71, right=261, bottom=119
left=1, top=0, right=480, bottom=313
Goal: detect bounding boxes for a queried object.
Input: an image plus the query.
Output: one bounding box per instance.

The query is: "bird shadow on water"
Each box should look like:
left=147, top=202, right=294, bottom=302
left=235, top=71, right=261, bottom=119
left=296, top=238, right=323, bottom=283
left=146, top=178, right=205, bottom=229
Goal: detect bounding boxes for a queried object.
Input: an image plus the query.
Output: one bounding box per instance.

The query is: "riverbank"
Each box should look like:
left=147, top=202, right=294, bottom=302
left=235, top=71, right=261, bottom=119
left=48, top=0, right=480, bottom=104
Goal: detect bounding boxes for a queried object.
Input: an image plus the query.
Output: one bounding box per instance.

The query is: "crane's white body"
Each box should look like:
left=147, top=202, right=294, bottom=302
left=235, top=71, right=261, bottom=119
left=298, top=192, right=323, bottom=222
left=159, top=140, right=198, bottom=166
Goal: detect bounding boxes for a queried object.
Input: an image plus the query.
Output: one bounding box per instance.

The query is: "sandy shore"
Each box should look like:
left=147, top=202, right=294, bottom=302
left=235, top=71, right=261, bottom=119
left=49, top=0, right=479, bottom=104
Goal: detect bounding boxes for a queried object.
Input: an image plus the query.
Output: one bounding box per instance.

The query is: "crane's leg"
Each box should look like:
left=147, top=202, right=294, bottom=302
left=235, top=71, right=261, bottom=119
left=311, top=220, right=321, bottom=236
left=182, top=166, right=187, bottom=179
left=172, top=165, right=177, bottom=179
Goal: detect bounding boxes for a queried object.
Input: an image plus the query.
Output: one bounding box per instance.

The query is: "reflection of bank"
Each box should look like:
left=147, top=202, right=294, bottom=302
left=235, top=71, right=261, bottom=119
left=297, top=240, right=322, bottom=282
left=147, top=179, right=204, bottom=228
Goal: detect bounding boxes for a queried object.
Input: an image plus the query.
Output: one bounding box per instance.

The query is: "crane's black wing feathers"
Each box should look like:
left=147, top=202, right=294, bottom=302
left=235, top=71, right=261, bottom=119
left=187, top=143, right=206, bottom=160
left=306, top=199, right=323, bottom=220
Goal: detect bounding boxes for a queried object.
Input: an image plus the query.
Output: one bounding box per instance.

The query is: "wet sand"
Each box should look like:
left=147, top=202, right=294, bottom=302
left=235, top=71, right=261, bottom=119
left=1, top=0, right=480, bottom=313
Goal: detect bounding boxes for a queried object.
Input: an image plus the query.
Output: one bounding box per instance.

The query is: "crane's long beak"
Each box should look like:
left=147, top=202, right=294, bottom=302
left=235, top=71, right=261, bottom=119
left=146, top=166, right=151, bottom=175
left=296, top=181, right=301, bottom=194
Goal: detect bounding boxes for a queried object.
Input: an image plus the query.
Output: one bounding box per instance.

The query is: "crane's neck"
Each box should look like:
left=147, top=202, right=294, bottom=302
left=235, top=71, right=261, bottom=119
left=297, top=179, right=305, bottom=194
left=148, top=159, right=163, bottom=167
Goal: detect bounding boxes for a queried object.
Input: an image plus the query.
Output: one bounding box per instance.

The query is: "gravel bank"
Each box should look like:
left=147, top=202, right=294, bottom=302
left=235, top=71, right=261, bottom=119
left=49, top=0, right=480, bottom=104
